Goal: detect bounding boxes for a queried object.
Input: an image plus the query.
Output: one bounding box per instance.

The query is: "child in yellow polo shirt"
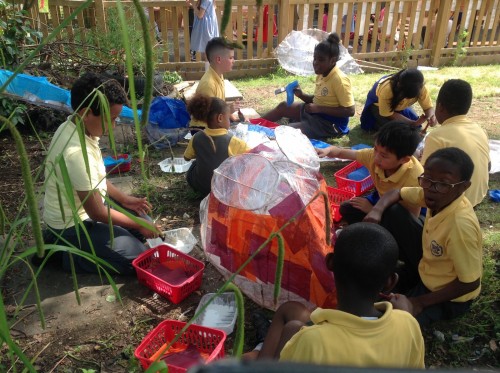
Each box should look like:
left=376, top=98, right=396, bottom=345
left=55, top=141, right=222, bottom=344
left=261, top=33, right=355, bottom=140
left=184, top=94, right=249, bottom=196
left=365, top=147, right=482, bottom=327
left=317, top=121, right=423, bottom=223
left=421, top=79, right=490, bottom=207
left=190, top=37, right=241, bottom=129
left=243, top=223, right=424, bottom=368
left=360, top=68, right=437, bottom=131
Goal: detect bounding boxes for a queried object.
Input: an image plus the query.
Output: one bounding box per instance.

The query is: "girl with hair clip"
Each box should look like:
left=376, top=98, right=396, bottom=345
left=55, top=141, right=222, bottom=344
left=184, top=94, right=249, bottom=197
left=262, top=33, right=355, bottom=140
left=360, top=68, right=437, bottom=131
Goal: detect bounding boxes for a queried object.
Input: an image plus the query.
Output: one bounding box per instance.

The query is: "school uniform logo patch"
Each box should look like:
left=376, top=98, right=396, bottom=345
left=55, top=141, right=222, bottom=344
left=430, top=240, right=443, bottom=256
left=321, top=87, right=328, bottom=96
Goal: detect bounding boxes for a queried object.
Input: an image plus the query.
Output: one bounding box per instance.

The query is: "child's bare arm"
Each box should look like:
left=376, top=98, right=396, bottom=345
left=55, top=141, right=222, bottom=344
left=316, top=146, right=357, bottom=160
left=363, top=189, right=402, bottom=224
left=293, top=87, right=313, bottom=103
left=411, top=278, right=480, bottom=315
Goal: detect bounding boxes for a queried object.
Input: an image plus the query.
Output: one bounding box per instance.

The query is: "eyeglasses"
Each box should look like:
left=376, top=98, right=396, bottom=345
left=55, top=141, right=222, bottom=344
left=417, top=175, right=467, bottom=194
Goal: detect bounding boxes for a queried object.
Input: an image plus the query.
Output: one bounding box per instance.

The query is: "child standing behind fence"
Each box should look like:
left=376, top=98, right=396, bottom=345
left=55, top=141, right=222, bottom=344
left=262, top=33, right=355, bottom=140
left=189, top=0, right=219, bottom=61
left=184, top=94, right=249, bottom=197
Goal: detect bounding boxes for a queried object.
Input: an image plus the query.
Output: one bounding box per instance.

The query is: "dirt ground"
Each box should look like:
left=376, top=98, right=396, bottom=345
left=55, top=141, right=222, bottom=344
left=1, top=94, right=499, bottom=371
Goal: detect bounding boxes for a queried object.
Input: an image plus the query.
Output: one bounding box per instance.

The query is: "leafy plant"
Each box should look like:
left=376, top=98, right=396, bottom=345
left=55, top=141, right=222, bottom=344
left=452, top=30, right=468, bottom=66
left=0, top=97, right=26, bottom=126
left=163, top=71, right=183, bottom=85
left=0, top=0, right=42, bottom=68
left=82, top=6, right=166, bottom=76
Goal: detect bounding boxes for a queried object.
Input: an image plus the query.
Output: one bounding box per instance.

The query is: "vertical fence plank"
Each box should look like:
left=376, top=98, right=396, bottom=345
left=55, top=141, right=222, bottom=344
left=236, top=5, right=244, bottom=60
left=182, top=6, right=190, bottom=62
left=488, top=1, right=500, bottom=46
left=430, top=0, right=452, bottom=65
left=94, top=0, right=106, bottom=33
left=172, top=6, right=181, bottom=62
left=472, top=0, right=488, bottom=46
left=247, top=4, right=255, bottom=58
left=159, top=8, right=169, bottom=62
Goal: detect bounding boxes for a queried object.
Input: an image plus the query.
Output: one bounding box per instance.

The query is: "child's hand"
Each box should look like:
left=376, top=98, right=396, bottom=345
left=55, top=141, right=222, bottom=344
left=230, top=100, right=241, bottom=113
left=123, top=196, right=152, bottom=216
left=388, top=293, right=414, bottom=314
left=426, top=114, right=437, bottom=127
left=363, top=209, right=382, bottom=224
left=350, top=197, right=373, bottom=213
left=415, top=114, right=427, bottom=126
left=293, top=86, right=303, bottom=98
left=139, top=220, right=162, bottom=239
left=304, top=103, right=319, bottom=114
left=316, top=146, right=339, bottom=158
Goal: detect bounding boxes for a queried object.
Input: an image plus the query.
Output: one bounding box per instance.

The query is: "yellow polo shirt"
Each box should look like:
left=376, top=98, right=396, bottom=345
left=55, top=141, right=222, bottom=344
left=280, top=302, right=424, bottom=368
left=196, top=66, right=225, bottom=100
left=376, top=78, right=433, bottom=117
left=43, top=117, right=107, bottom=229
left=191, top=66, right=226, bottom=128
left=356, top=148, right=423, bottom=212
left=184, top=128, right=249, bottom=160
left=400, top=187, right=482, bottom=302
left=421, top=115, right=490, bottom=207
left=313, top=65, right=354, bottom=108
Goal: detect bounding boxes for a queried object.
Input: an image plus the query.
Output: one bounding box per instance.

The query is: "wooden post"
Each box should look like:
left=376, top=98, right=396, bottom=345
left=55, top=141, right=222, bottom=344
left=430, top=0, right=452, bottom=66
left=278, top=0, right=290, bottom=43
left=94, top=0, right=107, bottom=33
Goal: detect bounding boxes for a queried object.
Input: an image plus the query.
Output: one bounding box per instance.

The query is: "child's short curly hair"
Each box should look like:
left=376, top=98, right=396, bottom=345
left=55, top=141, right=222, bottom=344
left=71, top=72, right=128, bottom=115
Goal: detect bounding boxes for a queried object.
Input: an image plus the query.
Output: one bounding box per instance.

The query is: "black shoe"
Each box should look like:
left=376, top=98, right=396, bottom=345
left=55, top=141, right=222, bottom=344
left=252, top=311, right=271, bottom=343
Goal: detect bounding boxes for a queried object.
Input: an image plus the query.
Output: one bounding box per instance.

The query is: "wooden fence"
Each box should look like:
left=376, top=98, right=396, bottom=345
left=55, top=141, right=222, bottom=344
left=18, top=0, right=500, bottom=78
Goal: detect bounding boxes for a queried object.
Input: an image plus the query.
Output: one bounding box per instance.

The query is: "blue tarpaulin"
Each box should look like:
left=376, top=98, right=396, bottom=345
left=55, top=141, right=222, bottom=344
left=0, top=69, right=140, bottom=121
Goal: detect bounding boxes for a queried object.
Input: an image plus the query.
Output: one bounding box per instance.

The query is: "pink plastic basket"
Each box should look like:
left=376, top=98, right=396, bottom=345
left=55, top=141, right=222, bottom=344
left=132, top=244, right=204, bottom=304
left=327, top=186, right=356, bottom=222
left=134, top=320, right=226, bottom=372
left=334, top=161, right=374, bottom=196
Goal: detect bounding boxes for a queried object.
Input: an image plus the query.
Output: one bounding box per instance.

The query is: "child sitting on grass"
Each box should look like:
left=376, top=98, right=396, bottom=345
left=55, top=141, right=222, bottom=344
left=184, top=94, right=249, bottom=197
left=317, top=121, right=423, bottom=224
left=245, top=223, right=424, bottom=368
left=360, top=68, right=436, bottom=131
left=421, top=79, right=490, bottom=207
left=261, top=33, right=355, bottom=140
left=364, top=147, right=482, bottom=327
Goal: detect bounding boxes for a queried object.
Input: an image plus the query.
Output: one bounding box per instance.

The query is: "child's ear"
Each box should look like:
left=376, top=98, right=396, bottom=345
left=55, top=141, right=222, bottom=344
left=217, top=113, right=224, bottom=123
left=398, top=155, right=411, bottom=165
left=382, top=272, right=399, bottom=293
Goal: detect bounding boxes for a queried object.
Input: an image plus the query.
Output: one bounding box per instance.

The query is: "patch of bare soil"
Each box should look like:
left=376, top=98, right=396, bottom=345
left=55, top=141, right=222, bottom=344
left=1, top=93, right=499, bottom=371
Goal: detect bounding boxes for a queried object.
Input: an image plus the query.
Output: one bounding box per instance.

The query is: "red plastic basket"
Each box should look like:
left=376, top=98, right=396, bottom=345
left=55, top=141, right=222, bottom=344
left=134, top=320, right=226, bottom=372
left=249, top=118, right=279, bottom=129
left=334, top=161, right=374, bottom=196
left=327, top=186, right=356, bottom=222
left=132, top=244, right=204, bottom=304
left=105, top=154, right=131, bottom=174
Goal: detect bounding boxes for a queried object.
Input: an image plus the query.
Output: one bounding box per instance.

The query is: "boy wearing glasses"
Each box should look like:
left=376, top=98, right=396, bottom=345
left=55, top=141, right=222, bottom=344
left=420, top=79, right=490, bottom=207
left=365, top=147, right=482, bottom=327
